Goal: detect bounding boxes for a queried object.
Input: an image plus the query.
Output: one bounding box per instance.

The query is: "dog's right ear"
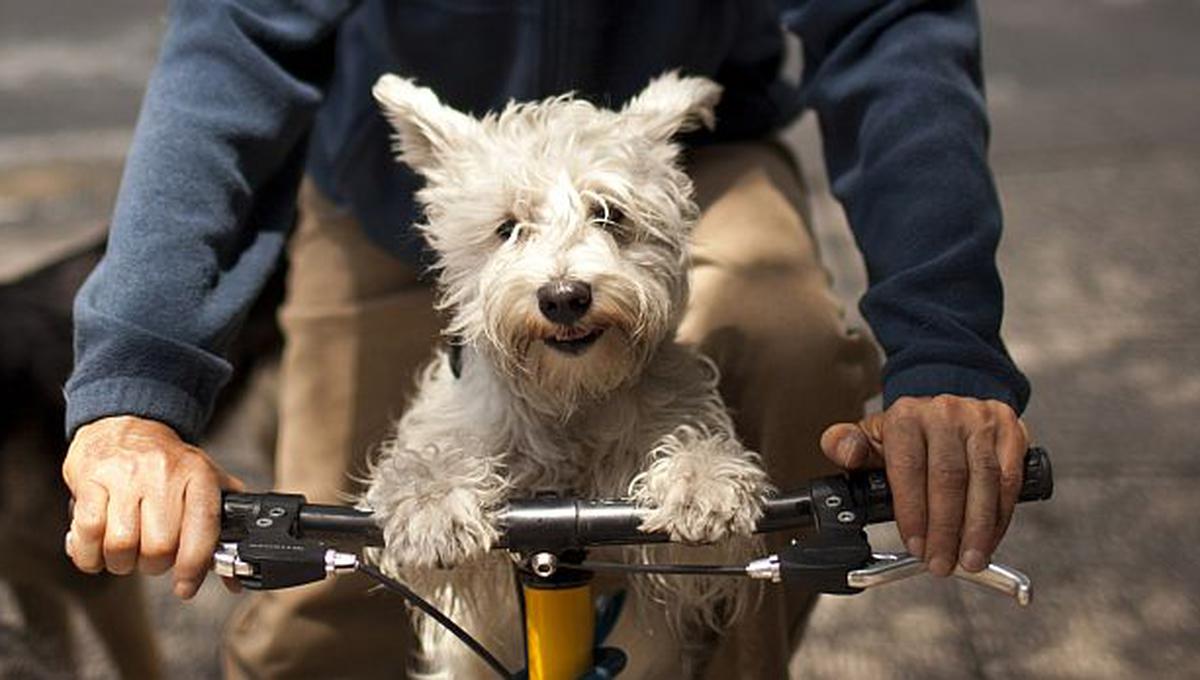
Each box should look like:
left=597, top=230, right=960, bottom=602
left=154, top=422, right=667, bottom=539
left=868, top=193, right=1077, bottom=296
left=373, top=74, right=478, bottom=174
left=622, top=71, right=723, bottom=142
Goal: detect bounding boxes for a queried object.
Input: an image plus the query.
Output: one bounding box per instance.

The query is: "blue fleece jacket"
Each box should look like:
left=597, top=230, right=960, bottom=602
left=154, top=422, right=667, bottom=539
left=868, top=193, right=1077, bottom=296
left=66, top=0, right=1030, bottom=443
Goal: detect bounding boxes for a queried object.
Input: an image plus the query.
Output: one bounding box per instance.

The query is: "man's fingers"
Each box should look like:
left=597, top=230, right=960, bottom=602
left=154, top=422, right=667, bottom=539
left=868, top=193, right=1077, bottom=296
left=103, top=493, right=142, bottom=576
left=62, top=416, right=240, bottom=589
left=69, top=480, right=109, bottom=573
left=174, top=472, right=221, bottom=600
left=139, top=492, right=183, bottom=575
left=993, top=413, right=1029, bottom=554
left=820, top=421, right=885, bottom=470
left=881, top=412, right=927, bottom=559
left=959, top=426, right=1000, bottom=572
left=923, top=423, right=968, bottom=577
left=870, top=398, right=1029, bottom=577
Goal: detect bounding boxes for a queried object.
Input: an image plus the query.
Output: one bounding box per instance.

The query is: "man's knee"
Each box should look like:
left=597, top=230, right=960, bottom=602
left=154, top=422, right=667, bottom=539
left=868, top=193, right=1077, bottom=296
left=223, top=575, right=417, bottom=679
left=680, top=259, right=880, bottom=471
left=682, top=259, right=876, bottom=393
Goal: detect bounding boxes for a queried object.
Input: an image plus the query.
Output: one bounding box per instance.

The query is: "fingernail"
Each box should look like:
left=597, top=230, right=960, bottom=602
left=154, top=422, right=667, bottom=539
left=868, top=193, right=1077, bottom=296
left=906, top=536, right=925, bottom=560
left=960, top=549, right=987, bottom=573
left=928, top=555, right=954, bottom=577
left=837, top=432, right=861, bottom=464
left=174, top=580, right=195, bottom=599
left=64, top=531, right=74, bottom=556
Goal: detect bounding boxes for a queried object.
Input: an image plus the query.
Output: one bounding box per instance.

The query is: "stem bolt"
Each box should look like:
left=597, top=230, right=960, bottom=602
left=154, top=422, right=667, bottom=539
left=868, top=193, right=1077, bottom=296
left=530, top=552, right=558, bottom=578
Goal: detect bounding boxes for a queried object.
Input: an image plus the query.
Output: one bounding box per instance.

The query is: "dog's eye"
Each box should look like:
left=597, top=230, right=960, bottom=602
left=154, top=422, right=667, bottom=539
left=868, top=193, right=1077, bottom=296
left=495, top=219, right=518, bottom=241
left=590, top=205, right=629, bottom=242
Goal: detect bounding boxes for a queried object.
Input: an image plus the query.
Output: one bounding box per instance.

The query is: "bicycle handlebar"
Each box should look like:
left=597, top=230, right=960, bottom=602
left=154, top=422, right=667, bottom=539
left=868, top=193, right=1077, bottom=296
left=215, top=448, right=1053, bottom=673
left=222, top=447, right=1053, bottom=551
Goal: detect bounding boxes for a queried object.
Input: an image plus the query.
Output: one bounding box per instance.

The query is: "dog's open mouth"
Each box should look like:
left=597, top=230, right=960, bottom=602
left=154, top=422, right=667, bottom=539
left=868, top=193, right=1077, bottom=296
left=544, top=326, right=604, bottom=355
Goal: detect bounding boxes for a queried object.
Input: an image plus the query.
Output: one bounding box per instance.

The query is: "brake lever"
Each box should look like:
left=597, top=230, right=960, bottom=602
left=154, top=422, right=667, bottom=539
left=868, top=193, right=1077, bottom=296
left=214, top=492, right=361, bottom=590
left=213, top=542, right=255, bottom=578
left=847, top=552, right=1033, bottom=606
left=212, top=541, right=360, bottom=586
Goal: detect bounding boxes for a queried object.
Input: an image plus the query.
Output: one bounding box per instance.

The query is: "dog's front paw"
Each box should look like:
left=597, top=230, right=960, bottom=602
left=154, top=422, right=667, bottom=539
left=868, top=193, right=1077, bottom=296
left=365, top=441, right=506, bottom=571
left=630, top=428, right=770, bottom=543
left=379, top=491, right=499, bottom=569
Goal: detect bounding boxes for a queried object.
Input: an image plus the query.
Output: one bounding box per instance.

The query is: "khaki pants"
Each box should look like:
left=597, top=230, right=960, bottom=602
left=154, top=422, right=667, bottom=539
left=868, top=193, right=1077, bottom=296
left=223, top=142, right=880, bottom=679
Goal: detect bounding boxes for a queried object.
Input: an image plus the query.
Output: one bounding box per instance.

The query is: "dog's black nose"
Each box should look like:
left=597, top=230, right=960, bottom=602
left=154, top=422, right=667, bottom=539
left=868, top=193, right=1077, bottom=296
left=537, top=280, right=592, bottom=325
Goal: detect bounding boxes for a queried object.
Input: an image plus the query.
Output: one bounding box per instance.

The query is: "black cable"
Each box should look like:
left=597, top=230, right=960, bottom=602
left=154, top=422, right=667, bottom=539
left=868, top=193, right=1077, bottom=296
left=579, top=560, right=748, bottom=576
left=356, top=563, right=513, bottom=679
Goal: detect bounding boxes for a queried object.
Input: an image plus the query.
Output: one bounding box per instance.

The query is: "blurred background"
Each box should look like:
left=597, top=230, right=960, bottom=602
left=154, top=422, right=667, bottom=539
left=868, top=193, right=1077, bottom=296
left=1, top=1, right=1196, bottom=678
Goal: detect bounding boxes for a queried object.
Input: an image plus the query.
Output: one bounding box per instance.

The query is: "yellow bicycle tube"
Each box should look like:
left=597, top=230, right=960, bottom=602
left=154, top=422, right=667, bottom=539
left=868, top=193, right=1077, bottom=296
left=523, top=580, right=595, bottom=680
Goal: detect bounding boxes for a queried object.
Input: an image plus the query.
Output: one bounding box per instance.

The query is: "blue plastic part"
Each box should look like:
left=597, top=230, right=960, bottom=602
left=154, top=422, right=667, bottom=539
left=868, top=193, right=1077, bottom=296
left=593, top=590, right=627, bottom=647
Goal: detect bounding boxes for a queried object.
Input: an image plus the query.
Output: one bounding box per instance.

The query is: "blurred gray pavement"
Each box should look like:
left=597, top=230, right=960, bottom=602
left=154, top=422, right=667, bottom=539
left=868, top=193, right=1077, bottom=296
left=792, top=2, right=1200, bottom=678
left=1, top=1, right=1197, bottom=678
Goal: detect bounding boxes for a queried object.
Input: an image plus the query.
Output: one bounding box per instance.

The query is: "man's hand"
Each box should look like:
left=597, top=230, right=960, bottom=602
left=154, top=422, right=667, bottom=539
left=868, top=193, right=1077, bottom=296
left=63, top=415, right=244, bottom=599
left=820, top=395, right=1028, bottom=576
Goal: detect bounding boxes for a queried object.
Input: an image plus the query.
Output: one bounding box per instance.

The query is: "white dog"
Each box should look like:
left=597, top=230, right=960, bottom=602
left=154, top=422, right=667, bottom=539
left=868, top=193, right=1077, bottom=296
left=363, top=71, right=770, bottom=677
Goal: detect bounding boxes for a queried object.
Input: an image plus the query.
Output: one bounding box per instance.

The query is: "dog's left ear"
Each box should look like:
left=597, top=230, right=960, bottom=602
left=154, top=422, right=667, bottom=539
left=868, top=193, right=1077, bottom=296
left=373, top=74, right=479, bottom=174
left=622, top=71, right=723, bottom=142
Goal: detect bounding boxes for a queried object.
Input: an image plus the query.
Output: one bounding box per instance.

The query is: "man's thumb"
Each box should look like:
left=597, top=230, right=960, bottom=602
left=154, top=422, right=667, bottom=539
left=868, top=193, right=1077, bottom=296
left=820, top=415, right=886, bottom=470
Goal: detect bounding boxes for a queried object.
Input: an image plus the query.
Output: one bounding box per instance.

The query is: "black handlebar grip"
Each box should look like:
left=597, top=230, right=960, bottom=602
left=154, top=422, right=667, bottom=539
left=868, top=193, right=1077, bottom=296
left=1019, top=446, right=1054, bottom=502
left=850, top=446, right=1054, bottom=525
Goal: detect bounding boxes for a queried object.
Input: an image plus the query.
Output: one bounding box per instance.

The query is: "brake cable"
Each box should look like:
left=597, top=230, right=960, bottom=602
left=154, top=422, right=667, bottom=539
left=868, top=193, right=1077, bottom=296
left=360, top=558, right=764, bottom=679
left=357, top=562, right=514, bottom=680
left=578, top=560, right=748, bottom=576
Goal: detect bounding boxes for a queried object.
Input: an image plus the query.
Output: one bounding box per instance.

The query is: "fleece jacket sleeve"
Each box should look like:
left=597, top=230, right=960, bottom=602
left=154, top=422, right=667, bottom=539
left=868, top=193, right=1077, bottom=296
left=781, top=0, right=1031, bottom=413
left=65, top=0, right=359, bottom=442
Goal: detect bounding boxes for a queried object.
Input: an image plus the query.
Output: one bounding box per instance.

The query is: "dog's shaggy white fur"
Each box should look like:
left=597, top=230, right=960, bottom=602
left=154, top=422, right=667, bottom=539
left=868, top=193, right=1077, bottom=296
left=363, top=71, right=771, bottom=677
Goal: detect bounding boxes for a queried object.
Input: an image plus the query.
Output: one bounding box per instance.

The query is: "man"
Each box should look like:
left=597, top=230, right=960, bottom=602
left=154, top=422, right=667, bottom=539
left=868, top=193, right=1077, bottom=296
left=62, top=1, right=1030, bottom=677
